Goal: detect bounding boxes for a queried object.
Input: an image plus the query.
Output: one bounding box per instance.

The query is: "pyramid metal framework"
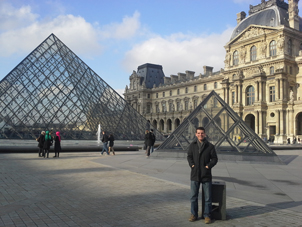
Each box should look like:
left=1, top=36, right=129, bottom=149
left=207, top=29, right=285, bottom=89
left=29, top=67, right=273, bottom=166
left=0, top=33, right=164, bottom=140
left=157, top=90, right=275, bottom=155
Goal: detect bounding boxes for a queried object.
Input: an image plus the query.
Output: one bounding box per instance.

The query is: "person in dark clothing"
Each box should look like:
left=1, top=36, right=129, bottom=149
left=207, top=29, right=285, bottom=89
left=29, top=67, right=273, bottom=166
left=108, top=134, right=115, bottom=155
left=148, top=129, right=156, bottom=155
left=53, top=131, right=61, bottom=158
left=187, top=127, right=218, bottom=224
left=101, top=131, right=109, bottom=155
left=144, top=130, right=149, bottom=156
left=36, top=131, right=45, bottom=157
left=43, top=131, right=53, bottom=158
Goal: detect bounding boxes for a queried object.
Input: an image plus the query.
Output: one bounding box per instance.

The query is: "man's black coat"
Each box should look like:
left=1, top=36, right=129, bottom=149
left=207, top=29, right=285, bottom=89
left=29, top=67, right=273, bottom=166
left=187, top=138, right=218, bottom=182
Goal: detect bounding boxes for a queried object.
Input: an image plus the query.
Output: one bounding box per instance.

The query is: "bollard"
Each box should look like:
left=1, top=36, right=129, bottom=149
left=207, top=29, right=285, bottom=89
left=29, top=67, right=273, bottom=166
left=202, top=181, right=226, bottom=220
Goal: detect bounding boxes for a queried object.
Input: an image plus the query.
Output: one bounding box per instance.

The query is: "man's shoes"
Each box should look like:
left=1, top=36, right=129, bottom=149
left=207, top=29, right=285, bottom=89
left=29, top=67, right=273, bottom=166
left=188, top=214, right=197, bottom=222
left=204, top=217, right=211, bottom=224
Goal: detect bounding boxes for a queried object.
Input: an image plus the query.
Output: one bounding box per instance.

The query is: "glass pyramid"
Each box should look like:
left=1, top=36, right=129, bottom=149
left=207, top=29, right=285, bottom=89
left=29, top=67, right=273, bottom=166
left=157, top=90, right=275, bottom=155
left=0, top=33, right=164, bottom=140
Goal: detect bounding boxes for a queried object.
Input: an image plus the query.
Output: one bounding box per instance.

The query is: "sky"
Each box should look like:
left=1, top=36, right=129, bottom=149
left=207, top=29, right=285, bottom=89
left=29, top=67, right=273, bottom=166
left=0, top=0, right=301, bottom=96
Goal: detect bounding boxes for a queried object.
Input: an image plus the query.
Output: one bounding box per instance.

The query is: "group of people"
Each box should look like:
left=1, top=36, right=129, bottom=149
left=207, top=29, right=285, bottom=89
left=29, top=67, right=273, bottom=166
left=36, top=130, right=61, bottom=158
left=144, top=129, right=156, bottom=157
left=101, top=131, right=115, bottom=155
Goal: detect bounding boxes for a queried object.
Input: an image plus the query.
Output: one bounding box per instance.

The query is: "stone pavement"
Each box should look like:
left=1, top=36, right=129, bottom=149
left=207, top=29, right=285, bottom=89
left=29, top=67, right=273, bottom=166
left=0, top=150, right=302, bottom=227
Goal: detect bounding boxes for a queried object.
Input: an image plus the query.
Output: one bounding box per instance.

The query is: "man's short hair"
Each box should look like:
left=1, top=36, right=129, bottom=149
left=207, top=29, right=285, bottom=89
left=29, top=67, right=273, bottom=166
left=196, top=127, right=205, bottom=133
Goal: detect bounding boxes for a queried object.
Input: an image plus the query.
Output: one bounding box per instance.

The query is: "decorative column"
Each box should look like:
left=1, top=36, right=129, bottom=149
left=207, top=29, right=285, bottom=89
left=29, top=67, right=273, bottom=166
left=276, top=110, right=280, bottom=135
left=280, top=79, right=284, bottom=100
left=259, top=111, right=263, bottom=135
left=280, top=110, right=284, bottom=135
left=255, top=111, right=259, bottom=134
left=256, top=82, right=259, bottom=101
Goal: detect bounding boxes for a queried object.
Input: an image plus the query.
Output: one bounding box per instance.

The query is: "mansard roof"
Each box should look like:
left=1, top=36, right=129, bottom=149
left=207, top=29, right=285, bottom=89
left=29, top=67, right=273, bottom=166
left=230, top=0, right=301, bottom=40
left=136, top=63, right=165, bottom=89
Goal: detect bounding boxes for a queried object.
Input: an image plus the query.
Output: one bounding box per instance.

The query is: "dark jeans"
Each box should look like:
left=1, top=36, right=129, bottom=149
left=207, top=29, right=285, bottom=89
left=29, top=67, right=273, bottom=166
left=190, top=181, right=212, bottom=218
left=146, top=146, right=151, bottom=156
left=101, top=142, right=109, bottom=154
left=45, top=149, right=49, bottom=158
left=39, top=148, right=44, bottom=157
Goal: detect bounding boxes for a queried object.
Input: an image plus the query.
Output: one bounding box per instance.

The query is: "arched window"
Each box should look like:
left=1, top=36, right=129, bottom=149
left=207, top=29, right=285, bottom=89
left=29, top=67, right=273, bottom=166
left=232, top=74, right=236, bottom=81
left=288, top=39, right=292, bottom=56
left=204, top=84, right=207, bottom=90
left=246, top=86, right=255, bottom=105
left=233, top=50, right=239, bottom=65
left=194, top=85, right=197, bottom=92
left=270, top=66, right=274, bottom=75
left=269, top=40, right=276, bottom=56
left=250, top=46, right=257, bottom=61
left=214, top=82, right=217, bottom=89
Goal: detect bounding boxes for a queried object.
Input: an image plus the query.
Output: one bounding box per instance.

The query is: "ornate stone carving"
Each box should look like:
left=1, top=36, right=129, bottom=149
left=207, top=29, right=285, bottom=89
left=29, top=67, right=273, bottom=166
left=277, top=35, right=285, bottom=52
left=224, top=51, right=231, bottom=67
left=238, top=27, right=265, bottom=41
left=260, top=41, right=267, bottom=58
left=240, top=46, right=246, bottom=63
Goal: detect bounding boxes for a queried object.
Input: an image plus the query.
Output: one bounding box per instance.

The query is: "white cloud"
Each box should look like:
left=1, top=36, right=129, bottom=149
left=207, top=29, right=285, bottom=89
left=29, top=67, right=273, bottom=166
left=122, top=28, right=234, bottom=77
left=99, top=11, right=141, bottom=40
left=0, top=3, right=141, bottom=58
left=0, top=2, right=38, bottom=30
left=0, top=14, right=102, bottom=57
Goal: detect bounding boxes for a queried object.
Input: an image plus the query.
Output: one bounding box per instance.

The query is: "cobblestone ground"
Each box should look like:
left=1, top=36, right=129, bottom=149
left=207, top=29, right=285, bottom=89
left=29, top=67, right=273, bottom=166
left=0, top=153, right=302, bottom=227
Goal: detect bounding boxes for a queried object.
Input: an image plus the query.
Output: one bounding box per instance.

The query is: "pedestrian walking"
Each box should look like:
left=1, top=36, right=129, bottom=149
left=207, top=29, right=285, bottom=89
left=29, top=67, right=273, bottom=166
left=43, top=131, right=53, bottom=158
left=101, top=131, right=109, bottom=155
left=36, top=131, right=45, bottom=157
left=149, top=129, right=156, bottom=154
left=108, top=134, right=115, bottom=155
left=53, top=131, right=61, bottom=158
left=144, top=129, right=149, bottom=152
left=187, top=127, right=218, bottom=224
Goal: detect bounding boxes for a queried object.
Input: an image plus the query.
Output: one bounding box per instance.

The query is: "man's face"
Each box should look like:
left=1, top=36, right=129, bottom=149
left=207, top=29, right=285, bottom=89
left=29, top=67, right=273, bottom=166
left=196, top=129, right=206, bottom=141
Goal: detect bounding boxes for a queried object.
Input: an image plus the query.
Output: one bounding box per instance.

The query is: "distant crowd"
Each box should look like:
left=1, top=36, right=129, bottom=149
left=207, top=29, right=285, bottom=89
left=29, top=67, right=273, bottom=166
left=36, top=130, right=61, bottom=158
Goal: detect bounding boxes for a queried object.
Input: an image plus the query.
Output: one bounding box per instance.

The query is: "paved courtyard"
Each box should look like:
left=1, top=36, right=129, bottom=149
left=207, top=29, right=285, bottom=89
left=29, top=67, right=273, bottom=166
left=0, top=149, right=302, bottom=226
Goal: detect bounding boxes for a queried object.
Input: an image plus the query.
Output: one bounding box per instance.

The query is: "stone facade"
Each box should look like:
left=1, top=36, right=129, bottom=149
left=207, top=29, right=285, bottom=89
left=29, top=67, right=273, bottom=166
left=124, top=0, right=302, bottom=143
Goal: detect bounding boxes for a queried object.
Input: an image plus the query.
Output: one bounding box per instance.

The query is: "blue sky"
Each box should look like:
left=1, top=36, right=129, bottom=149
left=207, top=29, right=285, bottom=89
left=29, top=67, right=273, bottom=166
left=0, top=0, right=299, bottom=96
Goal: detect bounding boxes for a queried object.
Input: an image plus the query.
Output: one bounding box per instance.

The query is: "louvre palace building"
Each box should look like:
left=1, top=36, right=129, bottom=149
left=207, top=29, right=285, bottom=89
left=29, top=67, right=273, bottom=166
left=124, top=0, right=302, bottom=144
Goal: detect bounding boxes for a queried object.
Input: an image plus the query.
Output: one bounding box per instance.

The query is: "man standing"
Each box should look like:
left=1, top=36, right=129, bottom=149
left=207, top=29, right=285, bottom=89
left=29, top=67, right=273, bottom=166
left=101, top=131, right=109, bottom=155
left=187, top=127, right=218, bottom=224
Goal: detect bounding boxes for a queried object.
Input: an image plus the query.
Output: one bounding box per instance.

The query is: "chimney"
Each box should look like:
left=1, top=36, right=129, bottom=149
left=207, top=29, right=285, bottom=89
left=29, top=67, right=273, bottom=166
left=236, top=11, right=246, bottom=24
left=203, top=66, right=213, bottom=77
left=288, top=0, right=300, bottom=30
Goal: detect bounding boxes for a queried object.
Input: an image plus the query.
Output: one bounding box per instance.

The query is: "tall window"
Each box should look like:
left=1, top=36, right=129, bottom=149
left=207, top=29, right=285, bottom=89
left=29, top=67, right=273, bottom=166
left=147, top=104, right=151, bottom=113
left=269, top=86, right=275, bottom=102
left=194, top=85, right=197, bottom=92
left=163, top=92, right=165, bottom=97
left=156, top=93, right=158, bottom=98
left=169, top=103, right=173, bottom=112
left=232, top=91, right=235, bottom=104
left=147, top=94, right=150, bottom=98
left=185, top=87, right=188, bottom=93
left=290, top=66, right=293, bottom=75
left=170, top=90, right=172, bottom=96
left=162, top=103, right=166, bottom=112
left=270, top=66, right=274, bottom=75
left=288, top=39, right=292, bottom=56
left=250, top=45, right=257, bottom=61
left=193, top=99, right=197, bottom=108
left=214, top=82, right=217, bottom=89
left=232, top=74, right=236, bottom=81
left=156, top=105, right=159, bottom=113
left=185, top=101, right=189, bottom=110
left=204, top=84, right=207, bottom=90
left=233, top=50, right=239, bottom=65
left=246, top=86, right=255, bottom=105
left=176, top=102, right=180, bottom=111
left=269, top=40, right=276, bottom=56
left=177, top=89, right=180, bottom=95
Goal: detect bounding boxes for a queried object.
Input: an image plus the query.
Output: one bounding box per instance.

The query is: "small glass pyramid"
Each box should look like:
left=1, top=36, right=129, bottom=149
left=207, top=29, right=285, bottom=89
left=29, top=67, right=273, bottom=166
left=157, top=90, right=275, bottom=155
left=0, top=34, right=164, bottom=140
